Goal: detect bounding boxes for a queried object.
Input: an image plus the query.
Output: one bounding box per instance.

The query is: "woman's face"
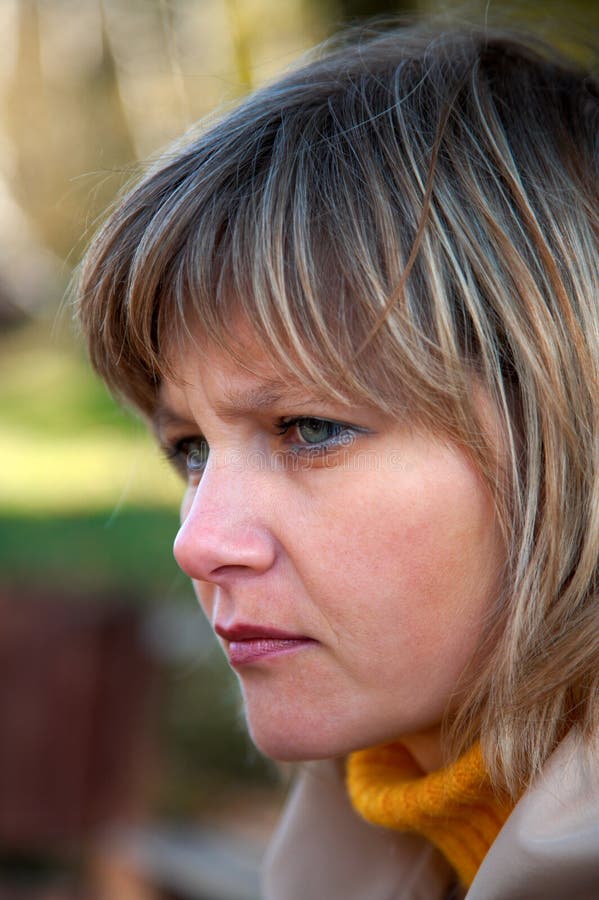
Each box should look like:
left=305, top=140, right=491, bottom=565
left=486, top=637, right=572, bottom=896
left=156, top=332, right=505, bottom=764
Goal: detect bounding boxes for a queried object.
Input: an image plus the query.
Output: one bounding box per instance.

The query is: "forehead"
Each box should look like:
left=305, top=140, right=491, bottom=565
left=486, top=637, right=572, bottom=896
left=164, top=318, right=302, bottom=392
left=155, top=325, right=332, bottom=427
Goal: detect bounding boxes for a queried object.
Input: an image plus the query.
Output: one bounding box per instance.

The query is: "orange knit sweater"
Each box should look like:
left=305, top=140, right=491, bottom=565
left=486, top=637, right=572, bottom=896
left=346, top=742, right=513, bottom=887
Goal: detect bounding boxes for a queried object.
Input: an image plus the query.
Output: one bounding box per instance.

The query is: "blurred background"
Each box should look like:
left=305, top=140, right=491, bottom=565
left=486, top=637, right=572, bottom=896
left=0, top=1, right=595, bottom=898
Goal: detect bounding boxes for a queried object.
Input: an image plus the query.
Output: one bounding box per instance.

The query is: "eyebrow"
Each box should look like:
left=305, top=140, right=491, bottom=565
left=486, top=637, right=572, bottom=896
left=215, top=381, right=293, bottom=416
left=152, top=379, right=320, bottom=435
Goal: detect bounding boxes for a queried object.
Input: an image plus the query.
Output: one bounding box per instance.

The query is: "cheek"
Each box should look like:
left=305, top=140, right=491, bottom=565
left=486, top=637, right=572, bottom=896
left=292, top=455, right=501, bottom=643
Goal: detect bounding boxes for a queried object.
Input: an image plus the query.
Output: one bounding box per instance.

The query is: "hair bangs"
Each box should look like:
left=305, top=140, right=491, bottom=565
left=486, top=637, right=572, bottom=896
left=96, top=77, right=470, bottom=434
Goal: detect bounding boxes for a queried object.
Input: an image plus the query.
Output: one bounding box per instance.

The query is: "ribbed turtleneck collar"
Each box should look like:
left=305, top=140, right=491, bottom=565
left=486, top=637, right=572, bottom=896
left=346, top=742, right=513, bottom=888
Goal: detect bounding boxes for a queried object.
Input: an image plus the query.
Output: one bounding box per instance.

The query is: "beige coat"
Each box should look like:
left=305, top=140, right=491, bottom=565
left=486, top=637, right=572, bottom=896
left=263, top=731, right=599, bottom=899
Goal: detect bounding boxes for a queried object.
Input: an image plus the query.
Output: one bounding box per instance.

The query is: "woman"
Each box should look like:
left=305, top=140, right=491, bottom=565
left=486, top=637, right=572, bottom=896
left=77, top=20, right=598, bottom=899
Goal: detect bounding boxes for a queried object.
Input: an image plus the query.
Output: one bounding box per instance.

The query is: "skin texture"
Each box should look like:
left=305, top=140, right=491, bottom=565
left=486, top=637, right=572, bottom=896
left=156, top=333, right=506, bottom=771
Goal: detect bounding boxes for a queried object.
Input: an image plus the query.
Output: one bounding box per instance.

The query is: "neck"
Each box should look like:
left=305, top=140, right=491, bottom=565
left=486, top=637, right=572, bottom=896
left=399, top=727, right=444, bottom=773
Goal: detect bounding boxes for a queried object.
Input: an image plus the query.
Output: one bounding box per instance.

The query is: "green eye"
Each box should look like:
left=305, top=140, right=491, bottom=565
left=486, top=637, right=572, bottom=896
left=276, top=415, right=361, bottom=455
left=296, top=418, right=344, bottom=445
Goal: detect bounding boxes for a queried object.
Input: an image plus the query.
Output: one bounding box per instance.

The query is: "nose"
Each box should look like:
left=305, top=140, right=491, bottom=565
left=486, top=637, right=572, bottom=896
left=173, top=465, right=277, bottom=584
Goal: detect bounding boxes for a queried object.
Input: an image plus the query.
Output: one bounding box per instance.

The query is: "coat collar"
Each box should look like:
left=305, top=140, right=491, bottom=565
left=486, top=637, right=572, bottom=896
left=263, top=731, right=599, bottom=900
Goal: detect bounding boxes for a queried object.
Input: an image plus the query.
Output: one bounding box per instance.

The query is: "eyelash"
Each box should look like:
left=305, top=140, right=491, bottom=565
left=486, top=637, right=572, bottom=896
left=162, top=416, right=359, bottom=480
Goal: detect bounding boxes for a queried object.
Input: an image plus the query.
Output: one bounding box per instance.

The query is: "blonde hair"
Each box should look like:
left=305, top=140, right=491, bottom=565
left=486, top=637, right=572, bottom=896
left=77, top=22, right=598, bottom=795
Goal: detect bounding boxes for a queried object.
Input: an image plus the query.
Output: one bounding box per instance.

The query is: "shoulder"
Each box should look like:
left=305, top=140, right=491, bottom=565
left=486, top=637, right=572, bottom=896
left=467, top=729, right=599, bottom=899
left=262, top=732, right=599, bottom=900
left=262, top=757, right=453, bottom=900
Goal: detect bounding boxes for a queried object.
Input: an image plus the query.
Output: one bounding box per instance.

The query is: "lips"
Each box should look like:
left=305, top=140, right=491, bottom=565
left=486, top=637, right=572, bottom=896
left=215, top=623, right=316, bottom=666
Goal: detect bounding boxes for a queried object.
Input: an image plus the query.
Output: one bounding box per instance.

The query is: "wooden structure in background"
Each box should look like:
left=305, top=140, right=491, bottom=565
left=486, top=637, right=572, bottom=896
left=0, top=593, right=156, bottom=851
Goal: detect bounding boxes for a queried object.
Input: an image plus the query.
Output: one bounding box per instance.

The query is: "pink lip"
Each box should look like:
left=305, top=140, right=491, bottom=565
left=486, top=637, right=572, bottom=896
left=215, top=622, right=316, bottom=666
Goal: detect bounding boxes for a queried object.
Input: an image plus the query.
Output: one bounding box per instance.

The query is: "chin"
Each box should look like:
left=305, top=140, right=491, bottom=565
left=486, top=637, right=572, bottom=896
left=244, top=701, right=448, bottom=764
left=244, top=710, right=356, bottom=762
left=244, top=711, right=401, bottom=763
left=247, top=723, right=332, bottom=762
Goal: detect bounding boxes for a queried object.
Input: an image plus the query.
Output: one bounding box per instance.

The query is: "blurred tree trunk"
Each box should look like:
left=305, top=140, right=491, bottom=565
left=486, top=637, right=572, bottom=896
left=306, top=0, right=417, bottom=33
left=4, top=0, right=136, bottom=265
left=3, top=0, right=49, bottom=240
left=224, top=0, right=254, bottom=93
left=336, top=0, right=417, bottom=18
